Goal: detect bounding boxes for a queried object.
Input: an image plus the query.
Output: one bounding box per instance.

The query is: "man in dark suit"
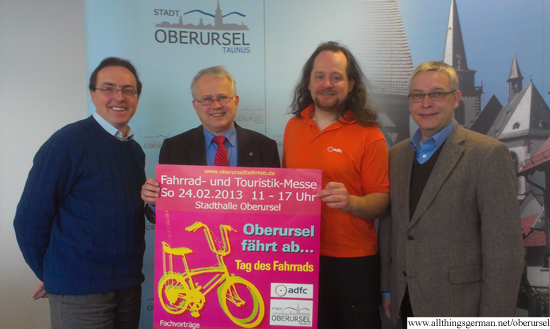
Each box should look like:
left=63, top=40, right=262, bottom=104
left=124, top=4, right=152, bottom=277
left=141, top=66, right=280, bottom=214
left=379, top=61, right=523, bottom=324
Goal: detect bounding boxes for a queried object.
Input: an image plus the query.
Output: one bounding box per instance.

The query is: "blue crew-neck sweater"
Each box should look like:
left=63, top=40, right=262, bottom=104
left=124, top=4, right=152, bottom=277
left=14, top=116, right=146, bottom=295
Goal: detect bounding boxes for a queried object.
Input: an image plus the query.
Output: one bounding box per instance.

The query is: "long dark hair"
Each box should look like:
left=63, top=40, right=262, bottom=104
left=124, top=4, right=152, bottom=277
left=290, top=41, right=379, bottom=127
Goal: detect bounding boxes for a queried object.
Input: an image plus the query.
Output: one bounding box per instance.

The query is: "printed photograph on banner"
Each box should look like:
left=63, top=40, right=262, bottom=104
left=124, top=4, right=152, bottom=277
left=154, top=165, right=321, bottom=328
left=82, top=0, right=550, bottom=326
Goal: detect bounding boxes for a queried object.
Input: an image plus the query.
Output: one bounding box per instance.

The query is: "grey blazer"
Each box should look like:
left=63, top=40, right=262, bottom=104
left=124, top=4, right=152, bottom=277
left=379, top=123, right=523, bottom=322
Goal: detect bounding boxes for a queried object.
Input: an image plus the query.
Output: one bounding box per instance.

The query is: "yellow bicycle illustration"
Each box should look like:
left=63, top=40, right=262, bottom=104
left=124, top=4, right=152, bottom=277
left=158, top=221, right=265, bottom=328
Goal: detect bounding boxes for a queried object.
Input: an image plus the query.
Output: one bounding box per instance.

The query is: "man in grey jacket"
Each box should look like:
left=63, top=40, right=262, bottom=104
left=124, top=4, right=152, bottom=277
left=379, top=61, right=523, bottom=324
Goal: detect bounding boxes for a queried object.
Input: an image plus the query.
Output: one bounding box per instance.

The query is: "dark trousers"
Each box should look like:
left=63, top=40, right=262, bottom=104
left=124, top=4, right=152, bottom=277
left=49, top=286, right=142, bottom=329
left=400, top=287, right=414, bottom=328
left=318, top=254, right=381, bottom=329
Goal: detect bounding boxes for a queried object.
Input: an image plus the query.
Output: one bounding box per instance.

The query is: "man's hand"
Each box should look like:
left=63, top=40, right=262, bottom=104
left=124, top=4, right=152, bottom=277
left=316, top=182, right=352, bottom=211
left=381, top=296, right=391, bottom=320
left=31, top=282, right=48, bottom=300
left=316, top=182, right=389, bottom=219
left=141, top=178, right=160, bottom=206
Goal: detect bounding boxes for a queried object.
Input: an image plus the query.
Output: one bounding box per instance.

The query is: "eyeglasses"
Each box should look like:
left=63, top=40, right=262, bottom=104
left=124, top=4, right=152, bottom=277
left=94, top=87, right=137, bottom=97
left=195, top=95, right=235, bottom=106
left=408, top=90, right=456, bottom=103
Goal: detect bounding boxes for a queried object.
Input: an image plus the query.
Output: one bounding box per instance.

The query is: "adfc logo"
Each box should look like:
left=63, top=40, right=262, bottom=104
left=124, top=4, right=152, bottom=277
left=271, top=283, right=313, bottom=299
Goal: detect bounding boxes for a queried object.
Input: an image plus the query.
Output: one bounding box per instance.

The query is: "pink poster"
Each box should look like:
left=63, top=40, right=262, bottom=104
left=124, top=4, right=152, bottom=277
left=154, top=165, right=322, bottom=329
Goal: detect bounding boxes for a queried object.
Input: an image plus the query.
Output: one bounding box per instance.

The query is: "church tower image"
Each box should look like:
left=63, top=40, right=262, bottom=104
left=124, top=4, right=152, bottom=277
left=480, top=55, right=550, bottom=200
left=215, top=0, right=223, bottom=29
left=508, top=54, right=523, bottom=103
left=441, top=0, right=482, bottom=128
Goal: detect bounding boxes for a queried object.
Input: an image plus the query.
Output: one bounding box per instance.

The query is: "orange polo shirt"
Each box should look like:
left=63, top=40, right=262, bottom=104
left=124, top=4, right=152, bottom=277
left=283, top=104, right=389, bottom=257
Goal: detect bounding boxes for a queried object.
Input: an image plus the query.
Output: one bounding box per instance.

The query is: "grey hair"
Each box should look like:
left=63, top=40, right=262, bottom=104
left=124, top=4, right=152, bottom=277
left=190, top=66, right=237, bottom=98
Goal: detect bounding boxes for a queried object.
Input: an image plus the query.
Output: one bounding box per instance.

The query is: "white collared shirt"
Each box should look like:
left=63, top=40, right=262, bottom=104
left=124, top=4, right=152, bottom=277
left=92, top=112, right=134, bottom=141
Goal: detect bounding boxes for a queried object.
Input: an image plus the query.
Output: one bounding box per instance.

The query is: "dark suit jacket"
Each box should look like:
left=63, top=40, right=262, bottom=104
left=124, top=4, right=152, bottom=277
left=159, top=123, right=280, bottom=167
left=379, top=123, right=523, bottom=321
left=146, top=123, right=280, bottom=221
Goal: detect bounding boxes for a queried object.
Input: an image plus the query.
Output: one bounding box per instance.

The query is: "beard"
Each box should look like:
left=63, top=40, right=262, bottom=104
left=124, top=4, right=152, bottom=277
left=312, top=91, right=343, bottom=112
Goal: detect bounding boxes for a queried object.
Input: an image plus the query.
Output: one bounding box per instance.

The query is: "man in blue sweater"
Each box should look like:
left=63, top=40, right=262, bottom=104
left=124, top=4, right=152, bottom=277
left=14, top=57, right=147, bottom=329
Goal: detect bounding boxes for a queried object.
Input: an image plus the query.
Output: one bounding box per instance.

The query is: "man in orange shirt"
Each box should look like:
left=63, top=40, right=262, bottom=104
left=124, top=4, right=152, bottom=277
left=283, top=41, right=389, bottom=329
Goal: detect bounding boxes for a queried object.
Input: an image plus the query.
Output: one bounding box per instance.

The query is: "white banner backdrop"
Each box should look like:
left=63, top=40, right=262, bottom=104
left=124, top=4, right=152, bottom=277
left=84, top=1, right=550, bottom=327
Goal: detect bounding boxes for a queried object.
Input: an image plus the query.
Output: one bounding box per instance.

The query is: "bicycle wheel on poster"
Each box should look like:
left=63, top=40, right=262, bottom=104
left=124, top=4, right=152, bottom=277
left=218, top=276, right=265, bottom=328
left=158, top=274, right=190, bottom=315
